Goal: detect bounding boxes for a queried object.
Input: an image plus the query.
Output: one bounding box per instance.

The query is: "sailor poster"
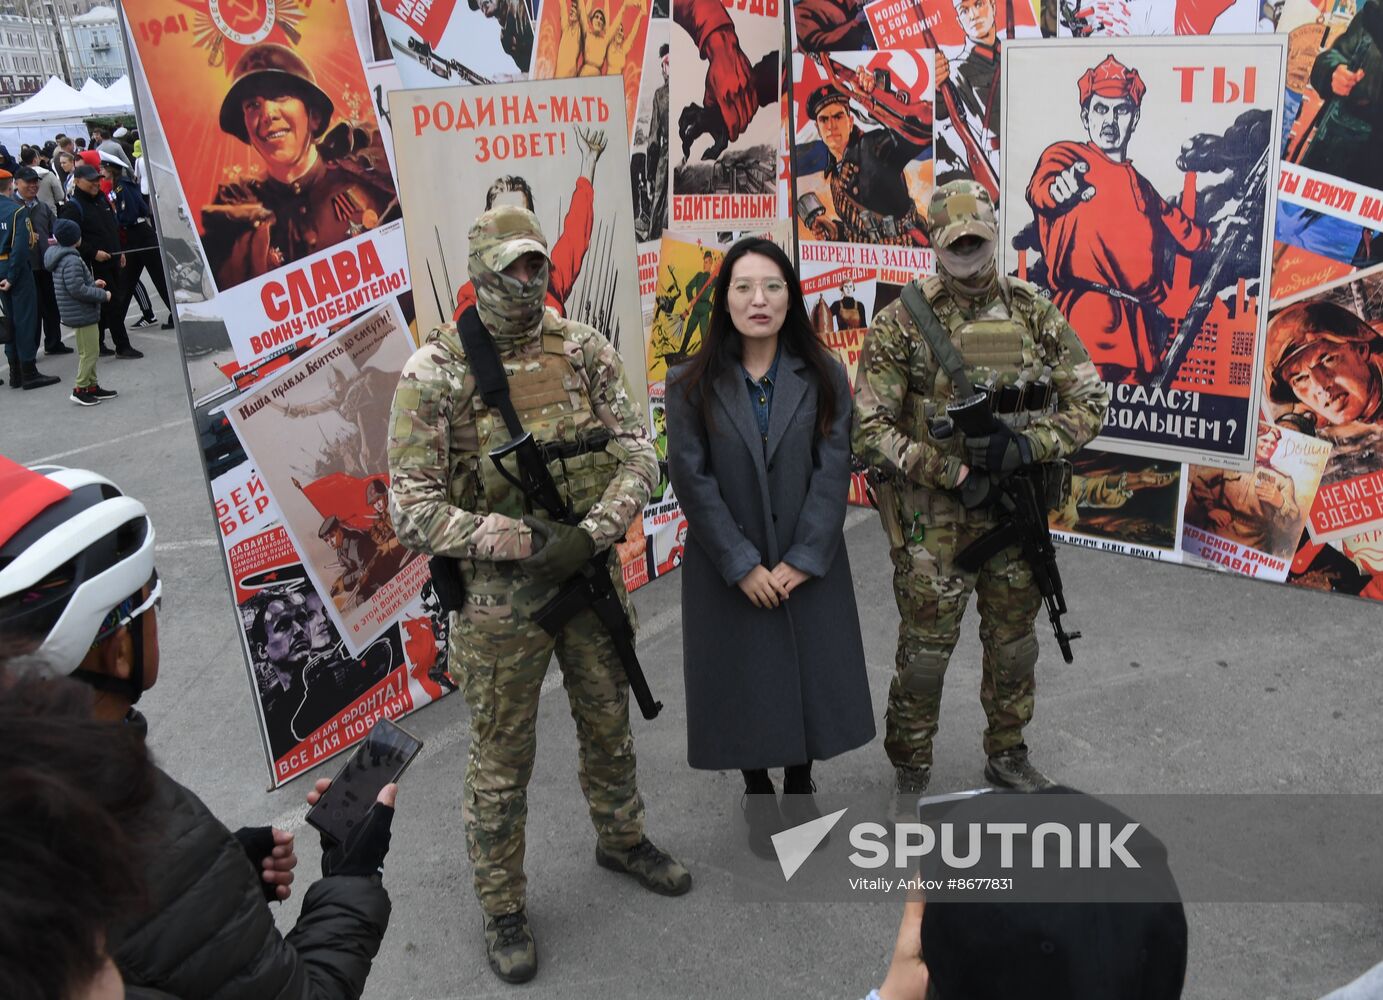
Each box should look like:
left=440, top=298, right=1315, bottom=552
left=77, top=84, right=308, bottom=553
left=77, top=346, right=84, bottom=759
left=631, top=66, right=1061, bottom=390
left=1000, top=35, right=1287, bottom=469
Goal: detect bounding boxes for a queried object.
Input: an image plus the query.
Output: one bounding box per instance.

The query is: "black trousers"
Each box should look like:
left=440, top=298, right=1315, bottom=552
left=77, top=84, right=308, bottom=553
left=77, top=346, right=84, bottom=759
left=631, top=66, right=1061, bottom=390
left=95, top=259, right=131, bottom=351
left=121, top=223, right=169, bottom=319
left=32, top=268, right=61, bottom=349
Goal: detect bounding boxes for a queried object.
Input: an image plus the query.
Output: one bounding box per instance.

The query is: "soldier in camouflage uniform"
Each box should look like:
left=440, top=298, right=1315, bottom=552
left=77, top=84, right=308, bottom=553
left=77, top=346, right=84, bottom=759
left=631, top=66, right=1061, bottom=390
left=852, top=180, right=1108, bottom=800
left=387, top=206, right=691, bottom=985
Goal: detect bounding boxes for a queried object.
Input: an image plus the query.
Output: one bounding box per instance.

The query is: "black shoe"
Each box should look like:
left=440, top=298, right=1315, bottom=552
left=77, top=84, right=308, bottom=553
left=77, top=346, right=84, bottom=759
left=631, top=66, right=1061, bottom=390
left=115, top=347, right=144, bottom=359
left=984, top=745, right=1057, bottom=792
left=161, top=319, right=175, bottom=330
left=70, top=387, right=101, bottom=406
left=87, top=384, right=118, bottom=400
left=133, top=316, right=157, bottom=328
left=20, top=363, right=60, bottom=390
left=741, top=793, right=781, bottom=860
left=45, top=342, right=74, bottom=355
left=6, top=363, right=18, bottom=388
left=98, top=345, right=115, bottom=357
left=780, top=783, right=830, bottom=850
left=482, top=910, right=537, bottom=984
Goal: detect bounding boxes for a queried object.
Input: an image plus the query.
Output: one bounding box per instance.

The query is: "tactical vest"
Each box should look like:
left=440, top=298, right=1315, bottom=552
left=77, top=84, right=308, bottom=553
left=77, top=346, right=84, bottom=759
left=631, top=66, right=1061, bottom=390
left=469, top=329, right=620, bottom=523
left=900, top=276, right=1054, bottom=461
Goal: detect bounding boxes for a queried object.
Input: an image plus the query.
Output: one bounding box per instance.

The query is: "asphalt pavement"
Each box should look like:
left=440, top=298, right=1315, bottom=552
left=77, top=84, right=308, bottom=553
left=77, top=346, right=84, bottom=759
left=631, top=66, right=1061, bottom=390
left=3, top=316, right=1381, bottom=1000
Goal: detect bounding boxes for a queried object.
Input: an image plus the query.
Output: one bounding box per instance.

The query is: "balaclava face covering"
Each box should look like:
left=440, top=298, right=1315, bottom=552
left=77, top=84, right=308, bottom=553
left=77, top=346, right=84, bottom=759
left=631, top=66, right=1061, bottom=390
left=928, top=180, right=1001, bottom=307
left=467, top=204, right=552, bottom=352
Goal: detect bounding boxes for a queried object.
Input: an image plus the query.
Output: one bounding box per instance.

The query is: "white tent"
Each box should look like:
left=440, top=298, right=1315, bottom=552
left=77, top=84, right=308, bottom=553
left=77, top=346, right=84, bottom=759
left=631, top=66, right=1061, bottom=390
left=94, top=76, right=134, bottom=114
left=78, top=78, right=109, bottom=104
left=0, top=76, right=93, bottom=150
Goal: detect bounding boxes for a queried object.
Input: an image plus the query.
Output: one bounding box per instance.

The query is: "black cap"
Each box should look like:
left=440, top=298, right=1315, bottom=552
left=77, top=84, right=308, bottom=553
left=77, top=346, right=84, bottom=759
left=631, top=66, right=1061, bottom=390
left=73, top=163, right=101, bottom=182
left=13, top=166, right=39, bottom=182
left=806, top=84, right=850, bottom=120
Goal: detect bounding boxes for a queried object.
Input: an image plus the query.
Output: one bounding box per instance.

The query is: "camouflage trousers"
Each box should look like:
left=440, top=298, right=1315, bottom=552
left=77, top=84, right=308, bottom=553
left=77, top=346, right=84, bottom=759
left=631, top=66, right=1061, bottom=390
left=884, top=517, right=1042, bottom=770
left=449, top=565, right=645, bottom=917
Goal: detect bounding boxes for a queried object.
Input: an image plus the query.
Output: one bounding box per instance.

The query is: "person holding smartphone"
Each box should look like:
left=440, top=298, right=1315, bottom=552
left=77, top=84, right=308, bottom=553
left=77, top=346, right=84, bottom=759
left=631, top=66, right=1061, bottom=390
left=666, top=236, right=873, bottom=857
left=0, top=462, right=397, bottom=997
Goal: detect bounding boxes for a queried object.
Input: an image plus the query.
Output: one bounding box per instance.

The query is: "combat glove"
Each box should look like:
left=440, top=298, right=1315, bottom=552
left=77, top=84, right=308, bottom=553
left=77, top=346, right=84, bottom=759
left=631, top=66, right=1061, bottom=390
left=959, top=471, right=1002, bottom=510
left=521, top=516, right=596, bottom=586
left=964, top=424, right=1034, bottom=477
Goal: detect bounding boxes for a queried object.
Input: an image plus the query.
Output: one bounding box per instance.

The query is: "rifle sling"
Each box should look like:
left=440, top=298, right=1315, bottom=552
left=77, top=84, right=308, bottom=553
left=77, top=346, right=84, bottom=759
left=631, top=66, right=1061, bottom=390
left=899, top=282, right=976, bottom=399
left=457, top=305, right=526, bottom=439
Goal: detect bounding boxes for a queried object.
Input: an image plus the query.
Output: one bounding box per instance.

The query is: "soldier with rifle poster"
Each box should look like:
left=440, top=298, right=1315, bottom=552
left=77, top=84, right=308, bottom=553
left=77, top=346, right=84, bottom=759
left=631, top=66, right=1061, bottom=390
left=1000, top=36, right=1286, bottom=469
left=852, top=180, right=1109, bottom=807
left=388, top=206, right=691, bottom=985
left=791, top=49, right=935, bottom=247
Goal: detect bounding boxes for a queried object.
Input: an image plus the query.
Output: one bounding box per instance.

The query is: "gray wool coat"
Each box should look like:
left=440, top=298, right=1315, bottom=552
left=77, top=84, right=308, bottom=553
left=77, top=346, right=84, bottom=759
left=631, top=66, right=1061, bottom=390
left=666, top=350, right=874, bottom=771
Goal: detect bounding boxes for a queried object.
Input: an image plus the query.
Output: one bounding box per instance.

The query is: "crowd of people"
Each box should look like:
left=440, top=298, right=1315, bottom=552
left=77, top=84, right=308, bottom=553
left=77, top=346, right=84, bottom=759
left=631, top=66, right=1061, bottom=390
left=0, top=126, right=173, bottom=404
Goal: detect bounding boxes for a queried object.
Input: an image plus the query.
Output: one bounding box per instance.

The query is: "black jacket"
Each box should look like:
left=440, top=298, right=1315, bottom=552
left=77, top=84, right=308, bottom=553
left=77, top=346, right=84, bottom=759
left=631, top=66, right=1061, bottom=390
left=58, top=188, right=121, bottom=263
left=114, top=769, right=391, bottom=999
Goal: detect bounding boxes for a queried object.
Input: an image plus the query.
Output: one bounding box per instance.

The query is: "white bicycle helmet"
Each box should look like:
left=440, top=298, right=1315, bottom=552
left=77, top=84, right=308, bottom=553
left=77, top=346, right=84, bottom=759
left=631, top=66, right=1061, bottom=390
left=0, top=464, right=156, bottom=675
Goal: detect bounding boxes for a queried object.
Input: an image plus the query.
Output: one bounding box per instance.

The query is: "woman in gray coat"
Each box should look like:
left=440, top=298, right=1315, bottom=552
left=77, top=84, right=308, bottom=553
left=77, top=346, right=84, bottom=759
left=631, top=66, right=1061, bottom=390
left=666, top=237, right=873, bottom=857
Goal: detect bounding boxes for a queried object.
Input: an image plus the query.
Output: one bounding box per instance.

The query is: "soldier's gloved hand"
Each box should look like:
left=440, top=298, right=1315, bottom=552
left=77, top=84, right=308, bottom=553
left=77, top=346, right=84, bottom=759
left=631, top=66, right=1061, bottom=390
left=521, top=516, right=595, bottom=586
left=960, top=471, right=1001, bottom=510
left=964, top=424, right=1034, bottom=477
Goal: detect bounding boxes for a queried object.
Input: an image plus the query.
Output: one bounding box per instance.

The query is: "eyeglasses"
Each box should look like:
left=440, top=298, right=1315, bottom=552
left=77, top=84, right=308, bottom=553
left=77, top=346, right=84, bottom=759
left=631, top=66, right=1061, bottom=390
left=93, top=570, right=161, bottom=646
left=728, top=278, right=789, bottom=299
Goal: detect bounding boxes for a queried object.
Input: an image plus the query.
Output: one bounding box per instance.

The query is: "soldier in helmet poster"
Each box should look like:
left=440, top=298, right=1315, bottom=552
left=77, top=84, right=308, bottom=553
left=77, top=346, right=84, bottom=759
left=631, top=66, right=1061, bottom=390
left=123, top=0, right=410, bottom=369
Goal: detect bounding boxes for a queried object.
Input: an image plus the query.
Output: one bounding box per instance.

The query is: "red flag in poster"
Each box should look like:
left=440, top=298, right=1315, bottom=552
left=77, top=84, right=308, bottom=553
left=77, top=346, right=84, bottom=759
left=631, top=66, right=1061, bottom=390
left=377, top=0, right=456, bottom=49
left=293, top=472, right=381, bottom=532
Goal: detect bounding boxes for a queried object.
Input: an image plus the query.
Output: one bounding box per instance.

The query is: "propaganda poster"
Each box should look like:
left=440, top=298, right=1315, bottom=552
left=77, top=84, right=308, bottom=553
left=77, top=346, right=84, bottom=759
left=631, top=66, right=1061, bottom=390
left=123, top=0, right=410, bottom=369
left=376, top=0, right=537, bottom=85
left=389, top=75, right=648, bottom=408
left=532, top=0, right=656, bottom=142
left=1000, top=35, right=1287, bottom=469
left=669, top=0, right=781, bottom=231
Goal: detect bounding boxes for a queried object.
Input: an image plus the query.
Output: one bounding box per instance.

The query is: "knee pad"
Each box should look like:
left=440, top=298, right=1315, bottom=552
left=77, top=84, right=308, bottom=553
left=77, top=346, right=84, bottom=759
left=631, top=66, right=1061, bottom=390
left=991, top=632, right=1039, bottom=676
left=900, top=648, right=950, bottom=694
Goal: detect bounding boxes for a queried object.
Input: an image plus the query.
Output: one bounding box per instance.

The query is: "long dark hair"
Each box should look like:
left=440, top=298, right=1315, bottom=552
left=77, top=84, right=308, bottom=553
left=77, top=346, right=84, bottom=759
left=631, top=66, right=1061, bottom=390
left=670, top=237, right=839, bottom=439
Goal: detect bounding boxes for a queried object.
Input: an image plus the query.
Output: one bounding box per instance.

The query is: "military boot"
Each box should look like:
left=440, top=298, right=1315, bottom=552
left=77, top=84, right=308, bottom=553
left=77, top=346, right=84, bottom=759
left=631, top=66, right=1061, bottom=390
left=482, top=909, right=537, bottom=984
left=891, top=765, right=931, bottom=823
left=7, top=361, right=19, bottom=388
left=984, top=745, right=1057, bottom=792
left=595, top=837, right=692, bottom=896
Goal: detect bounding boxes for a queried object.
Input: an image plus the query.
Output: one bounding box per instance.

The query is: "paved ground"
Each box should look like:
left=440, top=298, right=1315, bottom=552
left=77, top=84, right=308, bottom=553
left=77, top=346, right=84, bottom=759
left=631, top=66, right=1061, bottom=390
left=5, top=320, right=1382, bottom=999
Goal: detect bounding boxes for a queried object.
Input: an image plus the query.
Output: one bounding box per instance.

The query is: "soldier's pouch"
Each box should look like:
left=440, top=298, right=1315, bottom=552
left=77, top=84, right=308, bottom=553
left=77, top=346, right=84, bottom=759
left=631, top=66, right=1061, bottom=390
left=1038, top=461, right=1073, bottom=511
left=546, top=443, right=621, bottom=519
left=870, top=475, right=907, bottom=550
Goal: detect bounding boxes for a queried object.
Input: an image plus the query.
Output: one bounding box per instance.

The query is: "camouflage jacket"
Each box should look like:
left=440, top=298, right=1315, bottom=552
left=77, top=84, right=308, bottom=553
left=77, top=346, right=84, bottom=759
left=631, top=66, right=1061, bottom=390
left=388, top=309, right=657, bottom=562
left=851, top=276, right=1108, bottom=491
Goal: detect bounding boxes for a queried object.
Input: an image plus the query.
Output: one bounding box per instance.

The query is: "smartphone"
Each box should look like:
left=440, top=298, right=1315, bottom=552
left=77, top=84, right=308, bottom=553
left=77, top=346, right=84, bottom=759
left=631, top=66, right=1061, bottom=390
left=305, top=717, right=424, bottom=846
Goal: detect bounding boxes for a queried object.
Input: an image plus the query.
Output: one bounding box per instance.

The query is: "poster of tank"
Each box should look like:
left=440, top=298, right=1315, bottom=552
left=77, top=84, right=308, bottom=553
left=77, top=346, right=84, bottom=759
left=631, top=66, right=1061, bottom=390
left=1000, top=35, right=1287, bottom=470
left=532, top=0, right=656, bottom=142
left=668, top=0, right=781, bottom=231
left=1265, top=263, right=1383, bottom=545
left=122, top=0, right=410, bottom=369
left=1049, top=448, right=1185, bottom=560
left=1274, top=1, right=1383, bottom=300
left=375, top=0, right=537, bottom=85
left=226, top=301, right=431, bottom=655
left=389, top=75, right=648, bottom=409
left=791, top=49, right=935, bottom=249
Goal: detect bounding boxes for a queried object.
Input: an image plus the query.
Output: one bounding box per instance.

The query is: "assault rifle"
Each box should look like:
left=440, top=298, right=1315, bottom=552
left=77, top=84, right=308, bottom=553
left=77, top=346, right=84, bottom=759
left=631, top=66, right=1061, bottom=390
left=489, top=431, right=664, bottom=719
left=943, top=392, right=1082, bottom=663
